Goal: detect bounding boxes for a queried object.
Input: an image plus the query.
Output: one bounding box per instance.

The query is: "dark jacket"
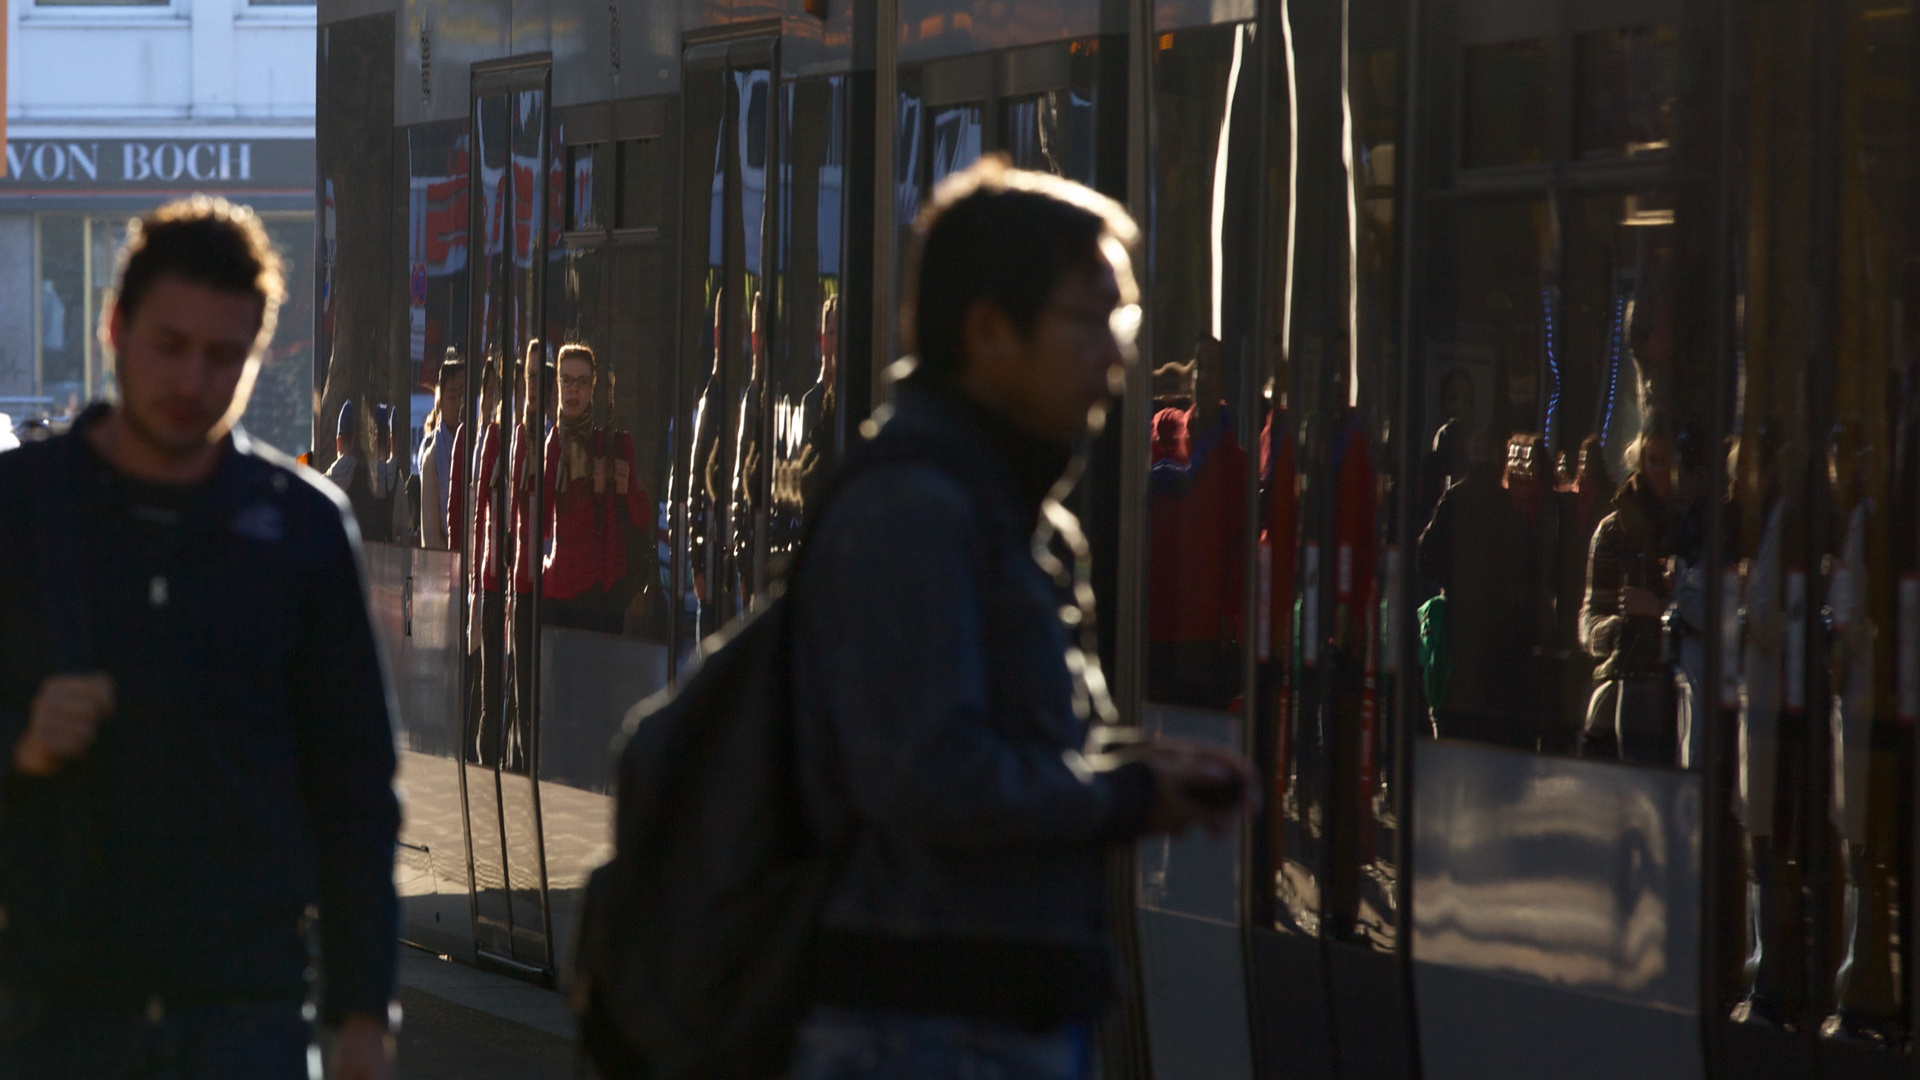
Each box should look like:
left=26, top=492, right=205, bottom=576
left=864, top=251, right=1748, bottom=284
left=1581, top=473, right=1670, bottom=680
left=1416, top=465, right=1547, bottom=723
left=0, top=408, right=400, bottom=1023
left=792, top=382, right=1153, bottom=1028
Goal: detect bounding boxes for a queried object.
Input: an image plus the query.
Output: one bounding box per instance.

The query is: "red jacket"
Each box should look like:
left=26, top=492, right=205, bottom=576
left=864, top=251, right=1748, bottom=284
left=1148, top=403, right=1248, bottom=644
left=540, top=424, right=650, bottom=600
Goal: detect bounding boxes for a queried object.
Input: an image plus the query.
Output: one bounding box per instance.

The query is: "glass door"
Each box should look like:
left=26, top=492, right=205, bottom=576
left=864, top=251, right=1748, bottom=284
left=677, top=37, right=777, bottom=654
left=460, top=58, right=556, bottom=976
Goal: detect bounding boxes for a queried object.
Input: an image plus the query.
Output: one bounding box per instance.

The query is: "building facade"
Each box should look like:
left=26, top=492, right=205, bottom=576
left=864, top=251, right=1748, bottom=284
left=3, top=0, right=316, bottom=452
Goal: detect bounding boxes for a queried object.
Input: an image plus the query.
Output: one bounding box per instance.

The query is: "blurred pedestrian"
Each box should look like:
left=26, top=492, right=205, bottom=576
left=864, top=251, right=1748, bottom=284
left=0, top=196, right=399, bottom=1079
left=789, top=158, right=1254, bottom=1080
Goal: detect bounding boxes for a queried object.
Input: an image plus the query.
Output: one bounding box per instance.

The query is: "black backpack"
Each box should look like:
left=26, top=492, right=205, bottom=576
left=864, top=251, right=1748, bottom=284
left=573, top=431, right=994, bottom=1080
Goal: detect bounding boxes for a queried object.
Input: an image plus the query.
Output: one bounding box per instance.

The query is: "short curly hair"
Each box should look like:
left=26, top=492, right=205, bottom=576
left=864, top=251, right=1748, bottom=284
left=112, top=195, right=286, bottom=349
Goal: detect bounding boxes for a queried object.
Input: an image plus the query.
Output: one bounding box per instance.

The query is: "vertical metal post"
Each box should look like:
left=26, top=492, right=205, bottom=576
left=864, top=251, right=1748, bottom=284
left=870, top=0, right=898, bottom=412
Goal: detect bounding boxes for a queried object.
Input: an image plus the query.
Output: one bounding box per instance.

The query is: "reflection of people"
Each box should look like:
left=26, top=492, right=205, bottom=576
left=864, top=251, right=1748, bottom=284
left=1417, top=429, right=1545, bottom=748
left=450, top=353, right=506, bottom=766
left=418, top=349, right=467, bottom=549
left=1821, top=424, right=1894, bottom=1042
left=1548, top=433, right=1613, bottom=752
left=324, top=399, right=391, bottom=542
left=1731, top=428, right=1791, bottom=1028
left=541, top=344, right=652, bottom=634
left=1578, top=432, right=1675, bottom=763
left=368, top=403, right=405, bottom=544
left=1147, top=335, right=1247, bottom=708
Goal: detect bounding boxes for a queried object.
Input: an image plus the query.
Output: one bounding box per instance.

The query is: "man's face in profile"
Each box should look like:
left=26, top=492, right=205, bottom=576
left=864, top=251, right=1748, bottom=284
left=997, top=252, right=1134, bottom=442
left=108, top=275, right=263, bottom=456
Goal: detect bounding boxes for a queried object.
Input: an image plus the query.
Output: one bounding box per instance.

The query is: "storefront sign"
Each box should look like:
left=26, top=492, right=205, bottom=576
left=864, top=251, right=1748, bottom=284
left=0, top=138, right=313, bottom=189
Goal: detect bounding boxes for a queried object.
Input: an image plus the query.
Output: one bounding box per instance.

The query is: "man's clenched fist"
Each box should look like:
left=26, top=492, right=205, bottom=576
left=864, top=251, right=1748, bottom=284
left=14, top=673, right=115, bottom=777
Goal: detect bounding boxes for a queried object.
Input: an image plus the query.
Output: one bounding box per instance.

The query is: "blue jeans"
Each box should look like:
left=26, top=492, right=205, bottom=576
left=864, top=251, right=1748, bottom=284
left=789, top=1006, right=1092, bottom=1080
left=0, top=994, right=311, bottom=1079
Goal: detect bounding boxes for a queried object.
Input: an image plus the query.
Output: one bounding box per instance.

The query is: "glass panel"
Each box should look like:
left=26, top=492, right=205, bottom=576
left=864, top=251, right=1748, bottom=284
left=1817, top=0, right=1913, bottom=1040
left=1461, top=38, right=1553, bottom=169
left=1331, top=12, right=1406, bottom=953
left=249, top=216, right=318, bottom=457
left=1140, top=18, right=1261, bottom=914
left=999, top=86, right=1097, bottom=186
left=407, top=119, right=473, bottom=552
left=1573, top=25, right=1678, bottom=159
left=769, top=76, right=848, bottom=571
left=1720, top=0, right=1822, bottom=1029
left=733, top=68, right=773, bottom=608
left=928, top=102, right=984, bottom=190
left=38, top=217, right=85, bottom=413
left=499, top=84, right=551, bottom=968
left=1413, top=183, right=1702, bottom=767
left=459, top=89, right=517, bottom=962
left=1715, top=0, right=1919, bottom=1042
left=567, top=143, right=604, bottom=232
left=617, top=138, right=663, bottom=230
left=678, top=60, right=733, bottom=657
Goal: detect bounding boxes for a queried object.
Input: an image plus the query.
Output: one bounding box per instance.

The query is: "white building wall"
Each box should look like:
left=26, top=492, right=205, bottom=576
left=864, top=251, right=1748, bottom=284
left=9, top=0, right=313, bottom=123
left=0, top=0, right=316, bottom=430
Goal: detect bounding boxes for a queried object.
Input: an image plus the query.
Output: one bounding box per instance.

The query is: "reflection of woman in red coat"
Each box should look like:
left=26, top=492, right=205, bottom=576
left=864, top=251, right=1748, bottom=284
left=448, top=353, right=506, bottom=765
left=1146, top=337, right=1247, bottom=709
left=541, top=344, right=652, bottom=634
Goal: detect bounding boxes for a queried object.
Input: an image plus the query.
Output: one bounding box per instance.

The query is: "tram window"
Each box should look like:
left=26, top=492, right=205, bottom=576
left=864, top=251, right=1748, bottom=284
left=928, top=103, right=984, bottom=190
left=616, top=137, right=662, bottom=230
left=1142, top=22, right=1261, bottom=714
left=1460, top=38, right=1553, bottom=169
left=1413, top=187, right=1704, bottom=768
left=1000, top=89, right=1097, bottom=185
left=1573, top=25, right=1677, bottom=159
left=568, top=142, right=608, bottom=233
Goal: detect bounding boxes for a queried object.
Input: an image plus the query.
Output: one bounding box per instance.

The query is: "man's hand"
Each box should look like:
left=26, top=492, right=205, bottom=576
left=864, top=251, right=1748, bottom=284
left=1140, top=738, right=1258, bottom=838
left=330, top=1014, right=395, bottom=1080
left=13, top=673, right=114, bottom=777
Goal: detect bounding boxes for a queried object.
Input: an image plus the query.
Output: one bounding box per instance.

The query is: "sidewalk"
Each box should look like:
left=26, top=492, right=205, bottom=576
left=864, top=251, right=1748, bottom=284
left=396, top=946, right=582, bottom=1079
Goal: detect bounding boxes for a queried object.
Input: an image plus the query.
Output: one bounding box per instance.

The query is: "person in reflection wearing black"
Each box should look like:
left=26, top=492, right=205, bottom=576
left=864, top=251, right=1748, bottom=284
left=416, top=350, right=466, bottom=550
left=1417, top=428, right=1544, bottom=748
left=0, top=197, right=397, bottom=1078
left=1821, top=422, right=1897, bottom=1043
left=1578, top=431, right=1677, bottom=763
left=324, top=399, right=379, bottom=536
left=450, top=353, right=506, bottom=766
left=1146, top=335, right=1247, bottom=709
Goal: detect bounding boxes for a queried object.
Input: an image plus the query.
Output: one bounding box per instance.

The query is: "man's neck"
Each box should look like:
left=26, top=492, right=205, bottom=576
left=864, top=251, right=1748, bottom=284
left=86, top=407, right=225, bottom=485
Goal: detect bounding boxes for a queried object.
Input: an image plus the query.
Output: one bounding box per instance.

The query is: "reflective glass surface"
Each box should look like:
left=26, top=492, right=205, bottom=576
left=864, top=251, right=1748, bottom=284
left=1461, top=38, right=1553, bottom=169
left=1573, top=25, right=1678, bottom=159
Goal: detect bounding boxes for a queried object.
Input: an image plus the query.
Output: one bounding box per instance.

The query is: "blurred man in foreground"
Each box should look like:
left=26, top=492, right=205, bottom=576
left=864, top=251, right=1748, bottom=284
left=0, top=196, right=400, bottom=1079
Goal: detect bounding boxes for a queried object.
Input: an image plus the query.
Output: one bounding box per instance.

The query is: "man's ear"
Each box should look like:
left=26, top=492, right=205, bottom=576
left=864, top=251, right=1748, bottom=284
left=103, top=301, right=125, bottom=358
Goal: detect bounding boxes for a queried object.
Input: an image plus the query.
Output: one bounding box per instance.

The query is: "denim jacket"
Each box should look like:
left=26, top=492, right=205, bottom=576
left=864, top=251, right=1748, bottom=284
left=792, top=382, right=1152, bottom=1027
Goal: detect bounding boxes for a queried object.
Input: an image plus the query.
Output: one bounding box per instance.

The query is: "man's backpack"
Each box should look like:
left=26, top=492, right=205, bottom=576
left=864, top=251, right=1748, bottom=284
left=573, top=430, right=997, bottom=1080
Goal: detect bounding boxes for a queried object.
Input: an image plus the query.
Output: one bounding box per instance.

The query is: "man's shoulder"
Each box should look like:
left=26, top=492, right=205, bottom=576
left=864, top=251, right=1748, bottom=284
left=823, top=460, right=978, bottom=535
left=232, top=434, right=358, bottom=531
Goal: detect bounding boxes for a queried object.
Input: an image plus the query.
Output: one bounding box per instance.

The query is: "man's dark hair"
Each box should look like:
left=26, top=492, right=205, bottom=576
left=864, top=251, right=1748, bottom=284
left=906, top=156, right=1136, bottom=382
left=112, top=195, right=286, bottom=345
